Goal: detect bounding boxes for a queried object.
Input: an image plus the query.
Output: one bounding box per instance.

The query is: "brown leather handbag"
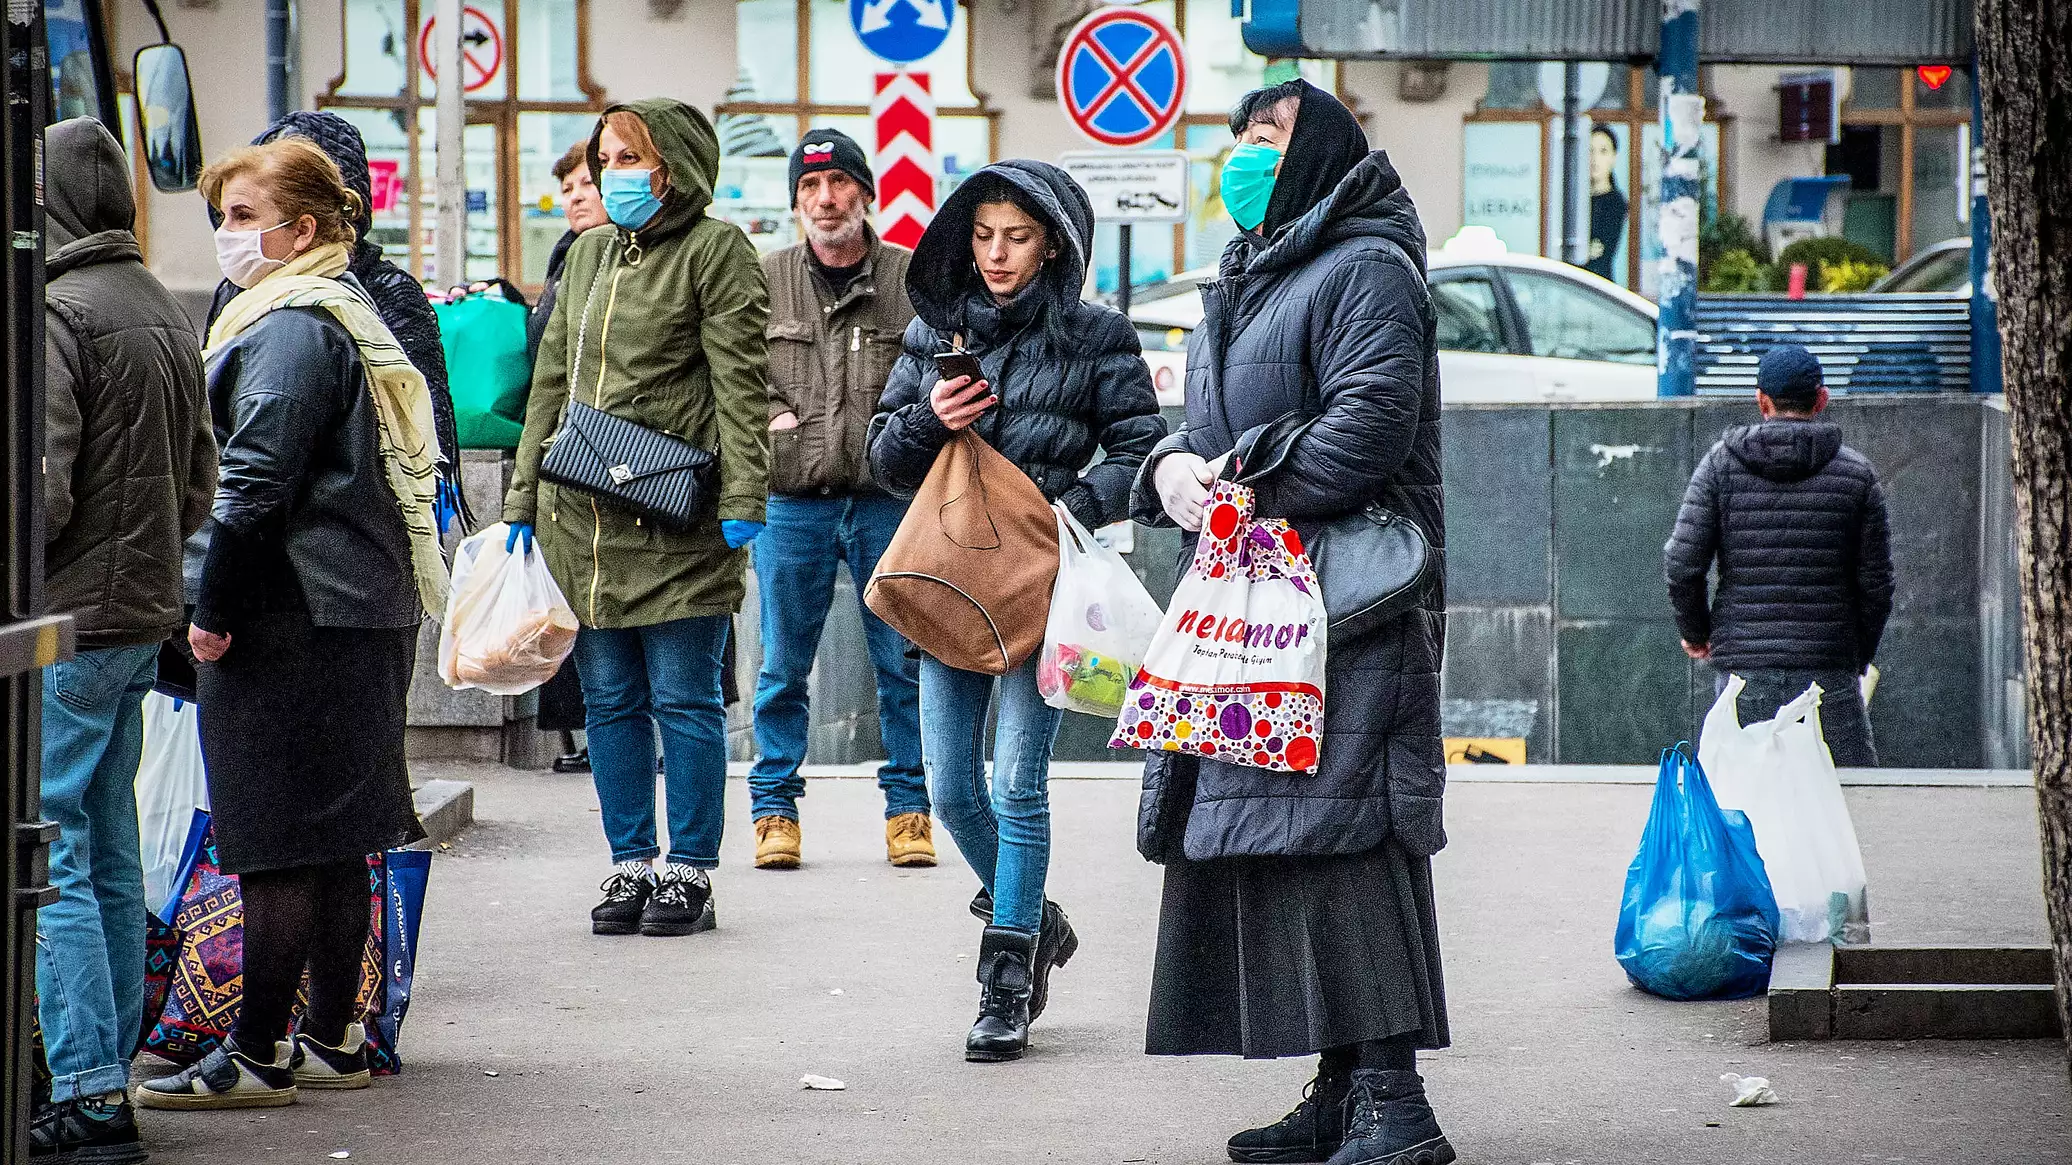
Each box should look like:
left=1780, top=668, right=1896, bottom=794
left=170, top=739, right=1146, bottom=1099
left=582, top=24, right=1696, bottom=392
left=865, top=431, right=1060, bottom=675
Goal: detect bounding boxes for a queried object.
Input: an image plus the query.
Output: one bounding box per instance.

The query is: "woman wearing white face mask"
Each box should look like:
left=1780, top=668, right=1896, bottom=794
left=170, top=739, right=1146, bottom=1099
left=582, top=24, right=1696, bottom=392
left=140, top=138, right=447, bottom=1112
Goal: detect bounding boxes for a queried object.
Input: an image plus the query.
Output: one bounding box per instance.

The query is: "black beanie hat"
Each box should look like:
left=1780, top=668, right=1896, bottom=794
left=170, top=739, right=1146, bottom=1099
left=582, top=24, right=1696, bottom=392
left=789, top=129, right=876, bottom=207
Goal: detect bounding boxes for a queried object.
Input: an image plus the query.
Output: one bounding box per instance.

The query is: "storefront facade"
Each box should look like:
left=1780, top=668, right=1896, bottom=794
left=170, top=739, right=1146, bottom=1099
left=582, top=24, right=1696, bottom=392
left=103, top=0, right=1974, bottom=300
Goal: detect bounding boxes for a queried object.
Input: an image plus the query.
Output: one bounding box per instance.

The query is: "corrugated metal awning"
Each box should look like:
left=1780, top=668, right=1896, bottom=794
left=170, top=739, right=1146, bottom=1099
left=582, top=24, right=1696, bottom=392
left=1258, top=0, right=1973, bottom=64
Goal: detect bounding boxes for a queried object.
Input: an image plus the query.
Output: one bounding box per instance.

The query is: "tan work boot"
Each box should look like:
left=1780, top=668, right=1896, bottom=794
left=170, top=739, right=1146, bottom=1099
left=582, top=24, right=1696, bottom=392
left=886, top=812, right=937, bottom=867
left=754, top=815, right=801, bottom=869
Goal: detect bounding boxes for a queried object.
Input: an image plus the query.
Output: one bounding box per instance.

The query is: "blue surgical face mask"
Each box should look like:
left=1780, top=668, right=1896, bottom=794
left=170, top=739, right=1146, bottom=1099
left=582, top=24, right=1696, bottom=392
left=1221, top=143, right=1283, bottom=232
left=600, top=167, right=664, bottom=230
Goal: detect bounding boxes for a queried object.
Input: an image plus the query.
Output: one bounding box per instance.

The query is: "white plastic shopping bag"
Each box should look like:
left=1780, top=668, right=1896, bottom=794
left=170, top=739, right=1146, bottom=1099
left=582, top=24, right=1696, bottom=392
left=438, top=522, right=579, bottom=696
left=135, top=692, right=208, bottom=914
left=1038, top=505, right=1164, bottom=717
left=1699, top=674, right=1871, bottom=944
left=1110, top=478, right=1327, bottom=773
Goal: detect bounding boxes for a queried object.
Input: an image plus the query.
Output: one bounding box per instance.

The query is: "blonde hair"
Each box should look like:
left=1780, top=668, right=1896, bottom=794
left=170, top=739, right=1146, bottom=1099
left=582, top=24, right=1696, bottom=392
left=602, top=110, right=669, bottom=187
left=199, top=137, right=364, bottom=247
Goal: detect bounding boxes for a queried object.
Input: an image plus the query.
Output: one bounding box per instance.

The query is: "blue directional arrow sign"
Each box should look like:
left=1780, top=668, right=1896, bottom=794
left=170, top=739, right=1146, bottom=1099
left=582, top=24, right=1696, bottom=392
left=1056, top=8, right=1188, bottom=149
left=850, top=0, right=955, bottom=64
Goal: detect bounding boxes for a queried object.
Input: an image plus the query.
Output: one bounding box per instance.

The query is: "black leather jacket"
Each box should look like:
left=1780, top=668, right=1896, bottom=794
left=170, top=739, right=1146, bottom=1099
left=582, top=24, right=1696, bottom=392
left=190, top=277, right=419, bottom=632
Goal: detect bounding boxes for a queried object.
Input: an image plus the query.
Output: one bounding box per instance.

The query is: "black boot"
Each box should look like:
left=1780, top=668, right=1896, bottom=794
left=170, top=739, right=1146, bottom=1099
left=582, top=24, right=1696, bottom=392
left=1028, top=900, right=1079, bottom=1022
left=967, top=892, right=1077, bottom=1023
left=1226, top=1053, right=1353, bottom=1163
left=965, top=926, right=1036, bottom=1063
left=1325, top=1070, right=1454, bottom=1165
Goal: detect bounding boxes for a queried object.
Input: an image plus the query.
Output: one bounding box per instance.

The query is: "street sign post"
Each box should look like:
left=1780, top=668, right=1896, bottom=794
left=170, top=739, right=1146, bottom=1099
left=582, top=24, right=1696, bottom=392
left=1059, top=151, right=1189, bottom=314
left=850, top=0, right=955, bottom=64
left=1056, top=8, right=1188, bottom=149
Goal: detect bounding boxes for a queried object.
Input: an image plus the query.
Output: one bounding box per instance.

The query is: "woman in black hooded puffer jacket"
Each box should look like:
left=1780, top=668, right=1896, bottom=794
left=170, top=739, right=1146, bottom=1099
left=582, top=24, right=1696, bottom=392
left=869, top=159, right=1163, bottom=1063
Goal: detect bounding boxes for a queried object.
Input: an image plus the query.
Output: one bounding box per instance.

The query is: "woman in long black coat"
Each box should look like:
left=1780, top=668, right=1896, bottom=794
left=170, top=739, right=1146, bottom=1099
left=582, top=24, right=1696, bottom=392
left=1132, top=80, right=1453, bottom=1165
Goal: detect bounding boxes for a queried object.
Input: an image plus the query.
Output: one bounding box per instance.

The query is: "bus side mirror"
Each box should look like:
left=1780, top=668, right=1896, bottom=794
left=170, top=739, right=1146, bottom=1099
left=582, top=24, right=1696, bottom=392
left=133, top=44, right=201, bottom=193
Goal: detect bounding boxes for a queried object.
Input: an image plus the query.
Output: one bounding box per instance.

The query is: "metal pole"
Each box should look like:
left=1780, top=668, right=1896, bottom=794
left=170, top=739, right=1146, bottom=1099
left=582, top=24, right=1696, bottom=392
left=1968, top=62, right=2001, bottom=394
left=265, top=0, right=293, bottom=124
left=1561, top=62, right=1582, bottom=266
left=434, top=0, right=466, bottom=287
left=1117, top=223, right=1132, bottom=316
left=1655, top=0, right=1700, bottom=398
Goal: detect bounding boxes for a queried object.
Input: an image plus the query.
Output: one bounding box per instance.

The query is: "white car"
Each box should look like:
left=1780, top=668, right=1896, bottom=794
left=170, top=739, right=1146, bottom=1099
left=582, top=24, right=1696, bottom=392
left=1129, top=235, right=1661, bottom=405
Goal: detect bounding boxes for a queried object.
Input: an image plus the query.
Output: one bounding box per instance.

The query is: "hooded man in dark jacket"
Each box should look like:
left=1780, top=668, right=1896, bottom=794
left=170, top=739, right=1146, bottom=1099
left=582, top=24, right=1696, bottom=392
left=1665, top=344, right=1893, bottom=765
left=34, top=117, right=215, bottom=1162
left=205, top=111, right=462, bottom=522
left=1132, top=80, right=1453, bottom=1165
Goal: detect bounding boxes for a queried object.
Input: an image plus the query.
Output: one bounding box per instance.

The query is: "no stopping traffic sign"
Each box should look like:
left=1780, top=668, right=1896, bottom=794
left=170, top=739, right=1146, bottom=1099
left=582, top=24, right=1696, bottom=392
left=1056, top=7, right=1187, bottom=148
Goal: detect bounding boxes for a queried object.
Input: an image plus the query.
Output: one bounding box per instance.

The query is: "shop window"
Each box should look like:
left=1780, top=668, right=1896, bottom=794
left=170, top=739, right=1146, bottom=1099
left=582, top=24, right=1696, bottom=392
left=319, top=0, right=606, bottom=286
left=1829, top=67, right=1971, bottom=262
left=716, top=0, right=996, bottom=253
left=1464, top=63, right=1728, bottom=294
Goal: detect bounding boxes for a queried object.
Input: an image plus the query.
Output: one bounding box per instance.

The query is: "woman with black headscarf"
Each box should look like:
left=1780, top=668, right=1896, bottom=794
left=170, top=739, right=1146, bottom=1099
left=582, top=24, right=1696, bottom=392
left=1131, top=79, right=1454, bottom=1165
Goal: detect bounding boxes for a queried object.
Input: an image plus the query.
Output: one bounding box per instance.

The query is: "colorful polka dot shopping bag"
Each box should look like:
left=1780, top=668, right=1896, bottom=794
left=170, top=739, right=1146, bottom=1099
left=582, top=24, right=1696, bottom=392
left=1110, top=477, right=1327, bottom=773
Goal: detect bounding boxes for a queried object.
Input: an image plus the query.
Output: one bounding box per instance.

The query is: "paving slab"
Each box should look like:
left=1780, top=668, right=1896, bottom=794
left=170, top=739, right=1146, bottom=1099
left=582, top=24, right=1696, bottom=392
left=134, top=766, right=2071, bottom=1165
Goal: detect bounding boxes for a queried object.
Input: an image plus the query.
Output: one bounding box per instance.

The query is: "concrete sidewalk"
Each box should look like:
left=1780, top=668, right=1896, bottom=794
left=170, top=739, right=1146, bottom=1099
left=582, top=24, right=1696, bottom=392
left=137, top=767, right=2069, bottom=1164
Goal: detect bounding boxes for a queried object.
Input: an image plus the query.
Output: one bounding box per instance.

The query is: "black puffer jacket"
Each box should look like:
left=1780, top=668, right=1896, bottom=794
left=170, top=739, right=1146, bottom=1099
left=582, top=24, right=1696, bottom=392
left=1130, top=150, right=1447, bottom=862
left=206, top=112, right=458, bottom=480
left=1665, top=419, right=1893, bottom=672
left=868, top=160, right=1162, bottom=530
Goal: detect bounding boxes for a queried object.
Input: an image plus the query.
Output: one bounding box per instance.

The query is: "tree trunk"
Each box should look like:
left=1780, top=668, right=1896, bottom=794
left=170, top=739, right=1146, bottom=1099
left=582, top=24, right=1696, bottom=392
left=1976, top=0, right=2072, bottom=1080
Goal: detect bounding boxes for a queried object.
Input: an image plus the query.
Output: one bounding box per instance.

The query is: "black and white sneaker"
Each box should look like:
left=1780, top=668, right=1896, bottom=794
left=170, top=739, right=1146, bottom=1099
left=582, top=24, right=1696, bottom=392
left=290, top=1021, right=372, bottom=1090
left=136, top=1038, right=296, bottom=1111
left=592, top=863, right=657, bottom=935
left=28, top=1091, right=146, bottom=1164
left=641, top=865, right=716, bottom=936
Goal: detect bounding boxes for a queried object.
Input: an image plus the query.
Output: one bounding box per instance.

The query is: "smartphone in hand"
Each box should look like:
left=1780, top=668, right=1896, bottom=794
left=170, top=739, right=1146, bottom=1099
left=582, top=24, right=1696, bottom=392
left=934, top=348, right=985, bottom=386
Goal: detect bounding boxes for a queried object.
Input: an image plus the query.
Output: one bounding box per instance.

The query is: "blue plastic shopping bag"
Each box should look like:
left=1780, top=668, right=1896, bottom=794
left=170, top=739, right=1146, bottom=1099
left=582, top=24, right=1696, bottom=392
left=1615, top=743, right=1781, bottom=1001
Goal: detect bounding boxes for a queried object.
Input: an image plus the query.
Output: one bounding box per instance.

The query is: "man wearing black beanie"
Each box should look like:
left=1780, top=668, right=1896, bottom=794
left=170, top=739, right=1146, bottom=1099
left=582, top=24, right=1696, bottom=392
left=749, top=129, right=934, bottom=870
left=1665, top=343, right=1894, bottom=765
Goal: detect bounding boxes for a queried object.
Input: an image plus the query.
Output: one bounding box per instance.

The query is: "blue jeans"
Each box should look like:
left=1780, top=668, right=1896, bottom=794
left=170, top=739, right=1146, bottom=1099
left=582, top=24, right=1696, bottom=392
left=919, top=653, right=1062, bottom=934
left=35, top=643, right=159, bottom=1101
left=573, top=616, right=730, bottom=868
left=749, top=494, right=925, bottom=822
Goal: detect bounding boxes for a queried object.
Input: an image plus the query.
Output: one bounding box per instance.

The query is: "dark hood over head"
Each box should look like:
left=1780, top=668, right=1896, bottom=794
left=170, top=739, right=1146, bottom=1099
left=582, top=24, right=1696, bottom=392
left=906, top=158, right=1093, bottom=332
left=588, top=98, right=718, bottom=243
left=1261, top=79, right=1369, bottom=239
left=206, top=111, right=378, bottom=239
left=44, top=116, right=135, bottom=252
left=1724, top=418, right=1843, bottom=483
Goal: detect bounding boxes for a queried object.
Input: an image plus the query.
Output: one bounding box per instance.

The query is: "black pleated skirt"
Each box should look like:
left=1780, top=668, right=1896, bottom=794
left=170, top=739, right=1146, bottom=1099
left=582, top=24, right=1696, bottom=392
left=1145, top=840, right=1450, bottom=1059
left=197, top=612, right=426, bottom=874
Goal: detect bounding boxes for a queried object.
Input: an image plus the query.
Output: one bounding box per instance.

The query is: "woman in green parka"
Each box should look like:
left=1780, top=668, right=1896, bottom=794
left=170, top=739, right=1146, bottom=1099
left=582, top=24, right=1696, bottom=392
left=504, top=100, right=771, bottom=937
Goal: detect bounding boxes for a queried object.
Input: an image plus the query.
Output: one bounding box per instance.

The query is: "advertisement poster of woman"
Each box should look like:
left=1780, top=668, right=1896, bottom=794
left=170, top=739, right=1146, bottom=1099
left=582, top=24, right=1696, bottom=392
left=1587, top=124, right=1629, bottom=281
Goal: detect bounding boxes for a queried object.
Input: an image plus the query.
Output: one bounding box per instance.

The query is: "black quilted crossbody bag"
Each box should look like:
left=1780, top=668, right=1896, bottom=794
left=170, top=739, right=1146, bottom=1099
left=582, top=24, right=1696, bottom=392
left=540, top=240, right=719, bottom=529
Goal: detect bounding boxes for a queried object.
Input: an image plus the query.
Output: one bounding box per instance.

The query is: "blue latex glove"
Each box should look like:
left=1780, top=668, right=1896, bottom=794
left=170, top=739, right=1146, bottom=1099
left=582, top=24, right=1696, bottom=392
left=505, top=522, right=534, bottom=555
left=433, top=478, right=460, bottom=536
left=721, top=519, right=765, bottom=550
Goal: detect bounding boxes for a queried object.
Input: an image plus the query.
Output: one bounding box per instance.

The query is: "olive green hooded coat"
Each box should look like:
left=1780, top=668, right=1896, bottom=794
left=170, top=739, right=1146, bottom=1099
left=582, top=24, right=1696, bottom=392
left=505, top=99, right=771, bottom=628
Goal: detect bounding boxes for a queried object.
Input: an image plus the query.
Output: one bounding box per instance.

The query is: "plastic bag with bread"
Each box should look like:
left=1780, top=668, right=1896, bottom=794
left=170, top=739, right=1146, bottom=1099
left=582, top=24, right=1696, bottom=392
left=438, top=523, right=579, bottom=696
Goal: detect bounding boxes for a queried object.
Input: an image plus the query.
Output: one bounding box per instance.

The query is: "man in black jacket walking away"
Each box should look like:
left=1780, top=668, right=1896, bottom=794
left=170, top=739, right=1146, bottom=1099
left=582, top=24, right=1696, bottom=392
left=1665, top=344, right=1894, bottom=765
